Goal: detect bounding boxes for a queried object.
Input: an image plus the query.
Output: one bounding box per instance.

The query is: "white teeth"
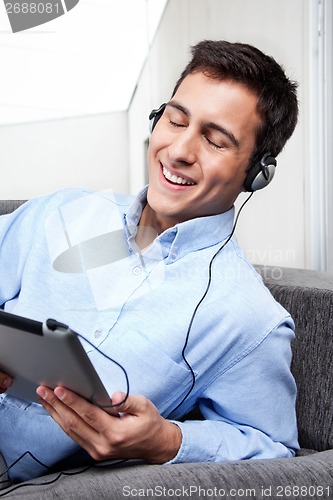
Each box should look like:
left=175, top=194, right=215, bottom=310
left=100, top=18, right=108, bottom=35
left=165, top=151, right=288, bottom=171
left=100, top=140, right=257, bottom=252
left=163, top=166, right=195, bottom=186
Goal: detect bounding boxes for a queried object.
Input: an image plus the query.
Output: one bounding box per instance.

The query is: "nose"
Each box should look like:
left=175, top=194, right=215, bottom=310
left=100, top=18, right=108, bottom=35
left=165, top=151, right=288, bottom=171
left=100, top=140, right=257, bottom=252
left=168, top=127, right=197, bottom=165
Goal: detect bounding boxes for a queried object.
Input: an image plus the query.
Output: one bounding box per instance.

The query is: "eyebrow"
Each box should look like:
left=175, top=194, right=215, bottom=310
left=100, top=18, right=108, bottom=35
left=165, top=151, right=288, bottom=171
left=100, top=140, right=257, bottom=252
left=167, top=101, right=240, bottom=148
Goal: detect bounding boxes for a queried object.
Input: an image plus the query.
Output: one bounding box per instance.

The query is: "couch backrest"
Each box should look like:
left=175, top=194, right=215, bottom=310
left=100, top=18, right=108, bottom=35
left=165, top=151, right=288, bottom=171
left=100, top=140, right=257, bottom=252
left=1, top=201, right=332, bottom=452
left=0, top=200, right=26, bottom=215
left=257, top=265, right=333, bottom=452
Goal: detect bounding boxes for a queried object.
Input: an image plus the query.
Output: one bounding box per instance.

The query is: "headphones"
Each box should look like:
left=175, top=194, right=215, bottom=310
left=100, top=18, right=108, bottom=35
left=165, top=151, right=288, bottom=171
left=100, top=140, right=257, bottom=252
left=149, top=103, right=167, bottom=133
left=149, top=103, right=277, bottom=192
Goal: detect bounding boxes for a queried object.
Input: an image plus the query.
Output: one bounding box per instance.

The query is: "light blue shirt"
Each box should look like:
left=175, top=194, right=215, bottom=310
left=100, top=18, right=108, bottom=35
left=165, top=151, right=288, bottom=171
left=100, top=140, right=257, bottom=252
left=0, top=187, right=298, bottom=482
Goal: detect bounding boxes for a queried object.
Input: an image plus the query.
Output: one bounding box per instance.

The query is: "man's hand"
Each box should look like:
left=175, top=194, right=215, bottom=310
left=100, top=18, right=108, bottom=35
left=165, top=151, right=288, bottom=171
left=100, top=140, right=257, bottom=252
left=0, top=372, right=12, bottom=394
left=36, top=386, right=182, bottom=464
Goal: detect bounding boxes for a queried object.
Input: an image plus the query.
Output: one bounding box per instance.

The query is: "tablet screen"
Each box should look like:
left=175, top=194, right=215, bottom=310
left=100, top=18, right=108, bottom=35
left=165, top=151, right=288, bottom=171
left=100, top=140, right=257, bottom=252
left=0, top=310, right=115, bottom=412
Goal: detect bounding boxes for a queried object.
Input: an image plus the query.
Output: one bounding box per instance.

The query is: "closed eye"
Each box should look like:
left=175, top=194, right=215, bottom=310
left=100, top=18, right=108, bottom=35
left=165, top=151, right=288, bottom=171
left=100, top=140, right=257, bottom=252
left=205, top=136, right=225, bottom=150
left=169, top=119, right=186, bottom=128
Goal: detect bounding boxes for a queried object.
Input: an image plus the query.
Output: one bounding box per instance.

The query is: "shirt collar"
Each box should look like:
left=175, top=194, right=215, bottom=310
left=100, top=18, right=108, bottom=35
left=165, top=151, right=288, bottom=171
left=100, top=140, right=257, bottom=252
left=125, top=185, right=148, bottom=232
left=124, top=186, right=235, bottom=263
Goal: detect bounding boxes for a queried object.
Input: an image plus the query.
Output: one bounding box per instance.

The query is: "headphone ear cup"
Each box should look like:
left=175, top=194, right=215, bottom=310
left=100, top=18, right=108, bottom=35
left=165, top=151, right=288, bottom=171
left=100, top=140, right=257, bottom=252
left=149, top=103, right=166, bottom=132
left=244, top=154, right=277, bottom=192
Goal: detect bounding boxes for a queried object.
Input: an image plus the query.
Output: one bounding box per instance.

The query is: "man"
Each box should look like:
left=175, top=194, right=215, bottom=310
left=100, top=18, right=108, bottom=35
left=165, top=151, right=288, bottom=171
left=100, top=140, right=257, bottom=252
left=0, top=40, right=299, bottom=483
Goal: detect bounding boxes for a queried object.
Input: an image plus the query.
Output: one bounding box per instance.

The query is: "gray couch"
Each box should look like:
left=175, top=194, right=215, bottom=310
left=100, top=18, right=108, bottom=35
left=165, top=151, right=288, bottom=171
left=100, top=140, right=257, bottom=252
left=1, top=200, right=333, bottom=499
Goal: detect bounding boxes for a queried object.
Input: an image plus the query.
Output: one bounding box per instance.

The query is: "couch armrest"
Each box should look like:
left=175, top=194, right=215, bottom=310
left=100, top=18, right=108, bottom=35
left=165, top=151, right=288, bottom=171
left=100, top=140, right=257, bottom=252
left=2, top=451, right=333, bottom=498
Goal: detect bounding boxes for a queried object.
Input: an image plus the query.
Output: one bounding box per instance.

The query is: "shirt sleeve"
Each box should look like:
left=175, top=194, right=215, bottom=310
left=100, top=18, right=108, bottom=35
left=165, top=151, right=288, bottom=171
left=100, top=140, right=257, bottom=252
left=167, top=319, right=299, bottom=463
left=0, top=200, right=40, bottom=306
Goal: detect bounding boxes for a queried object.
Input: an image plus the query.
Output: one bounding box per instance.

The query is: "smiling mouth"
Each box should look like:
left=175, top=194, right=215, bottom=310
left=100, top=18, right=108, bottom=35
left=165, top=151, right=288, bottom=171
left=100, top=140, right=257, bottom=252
left=162, top=165, right=196, bottom=186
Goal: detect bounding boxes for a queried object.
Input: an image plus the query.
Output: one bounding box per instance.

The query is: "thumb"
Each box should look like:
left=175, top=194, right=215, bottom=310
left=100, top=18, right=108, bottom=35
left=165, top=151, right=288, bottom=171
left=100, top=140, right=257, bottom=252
left=111, top=392, right=150, bottom=415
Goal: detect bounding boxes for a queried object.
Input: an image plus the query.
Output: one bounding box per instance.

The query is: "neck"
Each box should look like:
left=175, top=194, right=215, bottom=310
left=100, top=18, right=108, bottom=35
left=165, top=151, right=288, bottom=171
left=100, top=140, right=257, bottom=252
left=137, top=204, right=173, bottom=249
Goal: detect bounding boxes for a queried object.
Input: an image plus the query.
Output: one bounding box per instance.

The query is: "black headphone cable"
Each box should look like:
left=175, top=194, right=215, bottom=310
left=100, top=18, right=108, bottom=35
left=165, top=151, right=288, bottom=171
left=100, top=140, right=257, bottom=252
left=173, top=192, right=254, bottom=413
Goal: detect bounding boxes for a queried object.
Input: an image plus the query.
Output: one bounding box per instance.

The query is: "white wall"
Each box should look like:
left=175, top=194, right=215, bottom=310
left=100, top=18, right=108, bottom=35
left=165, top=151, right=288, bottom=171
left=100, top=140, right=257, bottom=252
left=0, top=111, right=129, bottom=200
left=128, top=0, right=313, bottom=270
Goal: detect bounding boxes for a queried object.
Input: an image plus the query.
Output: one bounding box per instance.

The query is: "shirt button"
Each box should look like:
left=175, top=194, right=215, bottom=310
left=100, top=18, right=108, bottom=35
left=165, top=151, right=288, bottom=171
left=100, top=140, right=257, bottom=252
left=132, top=266, right=141, bottom=276
left=94, top=329, right=103, bottom=338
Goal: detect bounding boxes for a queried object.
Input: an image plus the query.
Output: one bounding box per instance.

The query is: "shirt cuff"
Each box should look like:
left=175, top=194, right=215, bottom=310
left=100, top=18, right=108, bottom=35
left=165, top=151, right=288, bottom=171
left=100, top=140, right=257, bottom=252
left=164, top=420, right=224, bottom=464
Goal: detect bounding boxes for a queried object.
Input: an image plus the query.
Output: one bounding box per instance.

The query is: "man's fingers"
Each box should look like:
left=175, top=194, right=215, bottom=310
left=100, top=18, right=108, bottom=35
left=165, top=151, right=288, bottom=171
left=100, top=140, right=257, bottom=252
left=37, top=386, right=117, bottom=432
left=36, top=386, right=125, bottom=461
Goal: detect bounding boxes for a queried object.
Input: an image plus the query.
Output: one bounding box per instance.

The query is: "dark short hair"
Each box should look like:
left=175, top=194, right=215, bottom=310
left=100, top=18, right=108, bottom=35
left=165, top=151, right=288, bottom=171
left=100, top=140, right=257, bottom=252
left=172, top=40, right=298, bottom=166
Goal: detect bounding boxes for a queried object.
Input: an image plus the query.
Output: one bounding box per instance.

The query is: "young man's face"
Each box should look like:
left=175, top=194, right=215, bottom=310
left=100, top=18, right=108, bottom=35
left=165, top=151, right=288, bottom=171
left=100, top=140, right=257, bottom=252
left=146, top=71, right=261, bottom=229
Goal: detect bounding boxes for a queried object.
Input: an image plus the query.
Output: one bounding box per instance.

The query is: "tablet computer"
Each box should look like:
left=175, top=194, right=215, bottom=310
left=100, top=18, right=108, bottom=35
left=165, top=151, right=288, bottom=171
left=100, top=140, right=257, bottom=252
left=0, top=310, right=116, bottom=413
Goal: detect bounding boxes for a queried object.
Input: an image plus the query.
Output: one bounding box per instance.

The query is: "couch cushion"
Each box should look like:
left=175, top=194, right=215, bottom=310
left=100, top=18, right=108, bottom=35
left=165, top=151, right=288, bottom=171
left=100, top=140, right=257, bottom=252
left=258, top=266, right=333, bottom=452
